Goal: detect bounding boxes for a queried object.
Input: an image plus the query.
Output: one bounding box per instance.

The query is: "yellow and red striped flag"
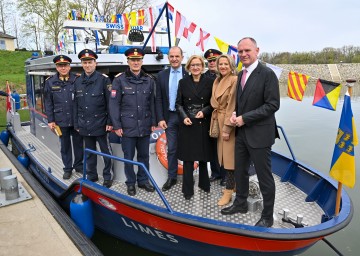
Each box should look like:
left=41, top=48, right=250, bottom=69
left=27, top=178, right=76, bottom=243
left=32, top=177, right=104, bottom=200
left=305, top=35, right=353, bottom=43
left=287, top=71, right=310, bottom=101
left=137, top=9, right=145, bottom=25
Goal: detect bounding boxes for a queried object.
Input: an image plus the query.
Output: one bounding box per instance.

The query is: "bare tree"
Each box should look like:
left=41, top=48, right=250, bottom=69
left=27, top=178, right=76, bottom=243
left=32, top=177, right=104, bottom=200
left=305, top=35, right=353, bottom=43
left=18, top=0, right=68, bottom=49
left=0, top=0, right=14, bottom=34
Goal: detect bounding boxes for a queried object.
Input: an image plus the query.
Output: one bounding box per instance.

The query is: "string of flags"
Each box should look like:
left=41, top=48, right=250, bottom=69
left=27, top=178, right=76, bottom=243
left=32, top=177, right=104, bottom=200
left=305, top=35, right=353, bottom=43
left=63, top=2, right=346, bottom=112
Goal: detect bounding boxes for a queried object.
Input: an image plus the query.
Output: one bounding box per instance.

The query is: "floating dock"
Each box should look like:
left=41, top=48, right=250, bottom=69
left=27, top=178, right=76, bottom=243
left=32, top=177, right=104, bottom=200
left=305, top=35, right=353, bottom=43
left=0, top=142, right=102, bottom=256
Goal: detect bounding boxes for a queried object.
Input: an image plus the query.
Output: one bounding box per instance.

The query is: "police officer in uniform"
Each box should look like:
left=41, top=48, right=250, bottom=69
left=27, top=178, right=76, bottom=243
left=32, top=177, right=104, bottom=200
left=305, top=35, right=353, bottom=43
left=44, top=55, right=84, bottom=179
left=109, top=48, right=156, bottom=196
left=204, top=49, right=226, bottom=185
left=74, top=49, right=113, bottom=188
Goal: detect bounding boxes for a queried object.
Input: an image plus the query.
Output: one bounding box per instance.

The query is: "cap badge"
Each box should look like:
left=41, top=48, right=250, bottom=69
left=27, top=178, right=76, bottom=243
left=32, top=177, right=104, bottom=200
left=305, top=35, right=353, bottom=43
left=85, top=53, right=89, bottom=57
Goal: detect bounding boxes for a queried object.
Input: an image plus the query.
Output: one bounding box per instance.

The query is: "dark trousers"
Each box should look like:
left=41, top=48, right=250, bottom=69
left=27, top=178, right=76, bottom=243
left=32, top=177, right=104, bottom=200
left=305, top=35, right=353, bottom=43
left=182, top=161, right=210, bottom=196
left=121, top=136, right=150, bottom=186
left=166, top=112, right=180, bottom=179
left=84, top=134, right=112, bottom=181
left=234, top=129, right=275, bottom=219
left=59, top=127, right=83, bottom=173
left=209, top=137, right=225, bottom=179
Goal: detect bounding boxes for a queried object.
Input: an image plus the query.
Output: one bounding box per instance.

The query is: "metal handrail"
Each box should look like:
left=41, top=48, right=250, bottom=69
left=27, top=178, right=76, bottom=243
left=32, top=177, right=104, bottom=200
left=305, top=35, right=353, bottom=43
left=82, top=148, right=174, bottom=213
left=277, top=125, right=296, bottom=161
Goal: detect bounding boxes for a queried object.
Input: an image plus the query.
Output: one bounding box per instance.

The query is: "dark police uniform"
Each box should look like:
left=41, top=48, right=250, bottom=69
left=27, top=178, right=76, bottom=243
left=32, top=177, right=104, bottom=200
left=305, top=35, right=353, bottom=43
left=73, top=49, right=113, bottom=184
left=44, top=55, right=83, bottom=177
left=109, top=48, right=156, bottom=190
left=204, top=49, right=225, bottom=183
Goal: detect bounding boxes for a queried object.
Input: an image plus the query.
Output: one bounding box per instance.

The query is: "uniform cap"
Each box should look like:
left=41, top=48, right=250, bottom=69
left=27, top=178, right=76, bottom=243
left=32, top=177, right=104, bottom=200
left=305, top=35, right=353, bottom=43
left=124, top=47, right=145, bottom=59
left=78, top=49, right=98, bottom=60
left=204, top=49, right=222, bottom=61
left=53, top=55, right=72, bottom=64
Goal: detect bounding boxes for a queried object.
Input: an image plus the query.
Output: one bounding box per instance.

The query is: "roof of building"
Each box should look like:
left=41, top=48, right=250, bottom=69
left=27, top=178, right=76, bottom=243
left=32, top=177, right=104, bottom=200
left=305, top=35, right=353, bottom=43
left=0, top=32, right=16, bottom=39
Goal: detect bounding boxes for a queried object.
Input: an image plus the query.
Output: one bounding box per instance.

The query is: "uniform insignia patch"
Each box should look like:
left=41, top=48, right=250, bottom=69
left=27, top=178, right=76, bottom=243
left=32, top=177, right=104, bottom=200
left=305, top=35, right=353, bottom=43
left=107, top=84, right=112, bottom=91
left=111, top=90, right=116, bottom=98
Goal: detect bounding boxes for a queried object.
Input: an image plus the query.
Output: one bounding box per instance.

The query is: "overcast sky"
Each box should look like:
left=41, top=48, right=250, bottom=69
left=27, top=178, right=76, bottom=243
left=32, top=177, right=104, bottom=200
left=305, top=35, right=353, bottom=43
left=153, top=0, right=360, bottom=55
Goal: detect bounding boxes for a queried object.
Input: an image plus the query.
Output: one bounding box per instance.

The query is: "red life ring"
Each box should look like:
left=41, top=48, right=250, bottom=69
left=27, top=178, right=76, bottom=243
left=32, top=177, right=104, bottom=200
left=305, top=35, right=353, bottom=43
left=155, top=132, right=198, bottom=175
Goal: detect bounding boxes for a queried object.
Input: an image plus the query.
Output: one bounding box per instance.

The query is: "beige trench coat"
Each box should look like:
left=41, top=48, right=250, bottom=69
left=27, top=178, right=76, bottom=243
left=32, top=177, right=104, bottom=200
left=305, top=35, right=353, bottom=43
left=210, top=74, right=238, bottom=170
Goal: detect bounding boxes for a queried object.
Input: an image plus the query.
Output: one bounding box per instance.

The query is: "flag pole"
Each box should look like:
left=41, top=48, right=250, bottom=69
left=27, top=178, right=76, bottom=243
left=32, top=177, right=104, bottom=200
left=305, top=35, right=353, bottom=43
left=335, top=79, right=356, bottom=215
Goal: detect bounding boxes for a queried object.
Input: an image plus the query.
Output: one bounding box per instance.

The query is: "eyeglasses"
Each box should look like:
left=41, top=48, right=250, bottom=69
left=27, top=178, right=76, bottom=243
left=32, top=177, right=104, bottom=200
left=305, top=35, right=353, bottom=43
left=190, top=63, right=202, bottom=68
left=208, top=59, right=216, bottom=63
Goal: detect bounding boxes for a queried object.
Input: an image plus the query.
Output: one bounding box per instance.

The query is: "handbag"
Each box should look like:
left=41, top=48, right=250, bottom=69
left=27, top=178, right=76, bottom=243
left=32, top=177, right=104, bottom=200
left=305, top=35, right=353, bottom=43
left=209, top=118, right=219, bottom=138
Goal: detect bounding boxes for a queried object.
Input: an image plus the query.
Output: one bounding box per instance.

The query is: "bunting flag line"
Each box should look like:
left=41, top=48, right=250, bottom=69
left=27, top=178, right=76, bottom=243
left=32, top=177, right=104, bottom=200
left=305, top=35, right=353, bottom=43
left=122, top=13, right=130, bottom=34
left=147, top=7, right=156, bottom=52
left=137, top=9, right=145, bottom=25
left=183, top=21, right=196, bottom=42
left=287, top=71, right=310, bottom=101
left=130, top=11, right=137, bottom=26
left=214, top=37, right=230, bottom=54
left=196, top=28, right=210, bottom=52
left=266, top=63, right=283, bottom=80
left=330, top=92, right=358, bottom=188
left=167, top=3, right=174, bottom=22
left=312, top=79, right=341, bottom=111
left=175, top=11, right=186, bottom=39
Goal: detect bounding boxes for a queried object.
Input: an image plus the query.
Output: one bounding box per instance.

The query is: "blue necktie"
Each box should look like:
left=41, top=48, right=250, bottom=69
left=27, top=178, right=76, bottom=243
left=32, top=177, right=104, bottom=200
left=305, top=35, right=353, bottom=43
left=169, top=70, right=179, bottom=111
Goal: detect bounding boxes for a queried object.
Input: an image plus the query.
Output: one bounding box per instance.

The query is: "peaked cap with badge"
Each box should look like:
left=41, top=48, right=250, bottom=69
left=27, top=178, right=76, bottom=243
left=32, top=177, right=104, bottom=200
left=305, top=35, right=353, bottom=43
left=204, top=49, right=222, bottom=61
left=78, top=49, right=98, bottom=60
left=124, top=47, right=145, bottom=59
left=53, top=55, right=72, bottom=65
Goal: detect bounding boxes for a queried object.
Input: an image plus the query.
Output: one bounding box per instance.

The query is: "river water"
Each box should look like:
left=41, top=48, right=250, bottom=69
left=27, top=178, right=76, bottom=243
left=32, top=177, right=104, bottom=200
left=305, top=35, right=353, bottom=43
left=93, top=91, right=360, bottom=255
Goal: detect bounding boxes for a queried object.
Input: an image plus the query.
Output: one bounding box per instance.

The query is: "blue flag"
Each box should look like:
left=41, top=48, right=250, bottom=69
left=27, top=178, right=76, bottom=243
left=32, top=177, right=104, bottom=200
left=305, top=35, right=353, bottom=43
left=330, top=93, right=358, bottom=188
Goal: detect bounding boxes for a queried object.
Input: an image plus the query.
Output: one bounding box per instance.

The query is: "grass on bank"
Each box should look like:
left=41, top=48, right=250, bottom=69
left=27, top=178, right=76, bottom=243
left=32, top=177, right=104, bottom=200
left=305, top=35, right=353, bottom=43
left=0, top=50, right=32, bottom=93
left=0, top=101, right=30, bottom=128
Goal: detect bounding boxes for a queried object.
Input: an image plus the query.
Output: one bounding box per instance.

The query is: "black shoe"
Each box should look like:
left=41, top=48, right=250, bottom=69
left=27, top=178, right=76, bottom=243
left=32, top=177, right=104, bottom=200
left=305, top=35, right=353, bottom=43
left=209, top=176, right=221, bottom=182
left=75, top=168, right=83, bottom=173
left=88, top=177, right=99, bottom=182
left=162, top=178, right=177, bottom=191
left=220, top=179, right=226, bottom=186
left=127, top=185, right=136, bottom=196
left=63, top=172, right=72, bottom=180
left=184, top=194, right=193, bottom=200
left=221, top=204, right=248, bottom=215
left=255, top=217, right=274, bottom=227
left=199, top=186, right=210, bottom=193
left=103, top=180, right=113, bottom=188
left=138, top=182, right=155, bottom=192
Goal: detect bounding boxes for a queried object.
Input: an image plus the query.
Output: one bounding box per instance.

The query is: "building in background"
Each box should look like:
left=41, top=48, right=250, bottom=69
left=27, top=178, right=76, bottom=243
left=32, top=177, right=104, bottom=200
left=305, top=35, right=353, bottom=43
left=0, top=32, right=16, bottom=51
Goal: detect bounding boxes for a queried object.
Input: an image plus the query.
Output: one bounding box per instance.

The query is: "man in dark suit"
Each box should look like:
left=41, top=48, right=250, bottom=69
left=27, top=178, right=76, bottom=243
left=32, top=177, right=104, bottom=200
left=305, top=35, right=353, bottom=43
left=221, top=37, right=280, bottom=228
left=156, top=46, right=186, bottom=191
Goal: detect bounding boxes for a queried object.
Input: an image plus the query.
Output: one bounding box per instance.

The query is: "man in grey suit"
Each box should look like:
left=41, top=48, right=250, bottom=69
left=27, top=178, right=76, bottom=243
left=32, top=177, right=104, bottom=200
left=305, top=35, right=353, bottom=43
left=156, top=46, right=187, bottom=191
left=221, top=37, right=280, bottom=228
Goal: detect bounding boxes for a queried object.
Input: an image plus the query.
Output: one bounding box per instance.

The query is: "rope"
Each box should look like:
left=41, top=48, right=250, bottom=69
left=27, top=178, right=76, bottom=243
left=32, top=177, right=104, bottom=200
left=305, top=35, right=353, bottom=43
left=322, top=238, right=344, bottom=256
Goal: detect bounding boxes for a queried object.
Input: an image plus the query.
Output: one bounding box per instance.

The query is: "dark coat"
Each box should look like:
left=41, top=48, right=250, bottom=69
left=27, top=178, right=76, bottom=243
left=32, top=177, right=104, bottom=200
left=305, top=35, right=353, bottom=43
left=236, top=62, right=280, bottom=148
left=44, top=73, right=79, bottom=127
left=155, top=67, right=188, bottom=123
left=73, top=71, right=112, bottom=136
left=109, top=69, right=156, bottom=137
left=175, top=74, right=214, bottom=161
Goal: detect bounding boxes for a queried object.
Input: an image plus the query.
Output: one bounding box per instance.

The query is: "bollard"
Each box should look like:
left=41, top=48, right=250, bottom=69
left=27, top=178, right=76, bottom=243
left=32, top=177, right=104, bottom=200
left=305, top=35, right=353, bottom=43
left=0, top=167, right=12, bottom=191
left=296, top=214, right=304, bottom=225
left=283, top=208, right=290, bottom=220
left=3, top=174, right=20, bottom=200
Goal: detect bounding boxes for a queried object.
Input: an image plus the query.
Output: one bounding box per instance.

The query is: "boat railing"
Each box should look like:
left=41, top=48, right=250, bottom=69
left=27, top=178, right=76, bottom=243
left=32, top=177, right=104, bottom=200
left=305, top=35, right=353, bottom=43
left=276, top=125, right=296, bottom=161
left=82, top=148, right=174, bottom=213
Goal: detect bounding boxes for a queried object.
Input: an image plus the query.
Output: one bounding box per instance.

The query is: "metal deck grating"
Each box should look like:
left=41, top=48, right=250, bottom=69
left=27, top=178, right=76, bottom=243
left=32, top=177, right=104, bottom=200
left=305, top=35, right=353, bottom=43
left=14, top=129, right=324, bottom=228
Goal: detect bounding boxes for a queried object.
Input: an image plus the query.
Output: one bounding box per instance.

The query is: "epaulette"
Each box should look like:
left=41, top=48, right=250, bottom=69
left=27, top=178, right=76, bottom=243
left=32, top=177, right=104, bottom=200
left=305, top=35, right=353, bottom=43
left=145, top=73, right=156, bottom=81
left=75, top=73, right=81, bottom=76
left=115, top=72, right=122, bottom=78
left=102, top=73, right=108, bottom=77
left=45, top=75, right=53, bottom=81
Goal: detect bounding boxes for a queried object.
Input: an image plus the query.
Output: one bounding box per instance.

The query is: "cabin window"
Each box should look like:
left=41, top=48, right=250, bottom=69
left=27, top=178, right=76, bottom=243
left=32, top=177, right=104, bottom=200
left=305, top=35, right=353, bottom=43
left=33, top=75, right=45, bottom=113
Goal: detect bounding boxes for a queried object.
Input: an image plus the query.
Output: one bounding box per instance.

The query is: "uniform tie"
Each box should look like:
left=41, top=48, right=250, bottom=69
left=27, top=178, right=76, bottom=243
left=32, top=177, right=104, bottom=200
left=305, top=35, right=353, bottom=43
left=241, top=69, right=247, bottom=89
left=169, top=70, right=179, bottom=111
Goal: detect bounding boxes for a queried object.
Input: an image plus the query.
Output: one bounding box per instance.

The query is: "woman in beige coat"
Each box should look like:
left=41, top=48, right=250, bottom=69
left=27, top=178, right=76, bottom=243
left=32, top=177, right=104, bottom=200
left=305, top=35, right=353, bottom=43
left=210, top=54, right=238, bottom=206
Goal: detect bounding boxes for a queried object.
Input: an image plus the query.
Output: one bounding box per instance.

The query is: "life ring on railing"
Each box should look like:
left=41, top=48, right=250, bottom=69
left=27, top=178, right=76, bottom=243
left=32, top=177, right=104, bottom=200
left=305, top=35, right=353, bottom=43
left=155, top=132, right=198, bottom=175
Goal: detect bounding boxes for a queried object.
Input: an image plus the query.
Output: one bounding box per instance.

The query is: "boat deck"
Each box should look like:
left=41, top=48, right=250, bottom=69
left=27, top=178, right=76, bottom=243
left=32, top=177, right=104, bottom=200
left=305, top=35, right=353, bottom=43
left=13, top=128, right=324, bottom=229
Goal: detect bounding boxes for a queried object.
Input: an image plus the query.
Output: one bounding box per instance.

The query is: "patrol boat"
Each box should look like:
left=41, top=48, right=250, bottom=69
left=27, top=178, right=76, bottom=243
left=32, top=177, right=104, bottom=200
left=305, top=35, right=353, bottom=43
left=1, top=6, right=353, bottom=256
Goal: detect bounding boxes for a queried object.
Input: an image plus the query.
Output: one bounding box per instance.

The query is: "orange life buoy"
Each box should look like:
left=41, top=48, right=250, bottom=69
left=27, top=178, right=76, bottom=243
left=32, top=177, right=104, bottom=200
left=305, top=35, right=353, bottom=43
left=155, top=132, right=198, bottom=175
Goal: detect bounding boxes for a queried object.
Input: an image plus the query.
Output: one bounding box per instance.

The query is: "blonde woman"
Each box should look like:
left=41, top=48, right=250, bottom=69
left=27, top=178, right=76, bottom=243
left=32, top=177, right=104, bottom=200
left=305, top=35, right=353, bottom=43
left=176, top=55, right=214, bottom=200
left=210, top=54, right=238, bottom=206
